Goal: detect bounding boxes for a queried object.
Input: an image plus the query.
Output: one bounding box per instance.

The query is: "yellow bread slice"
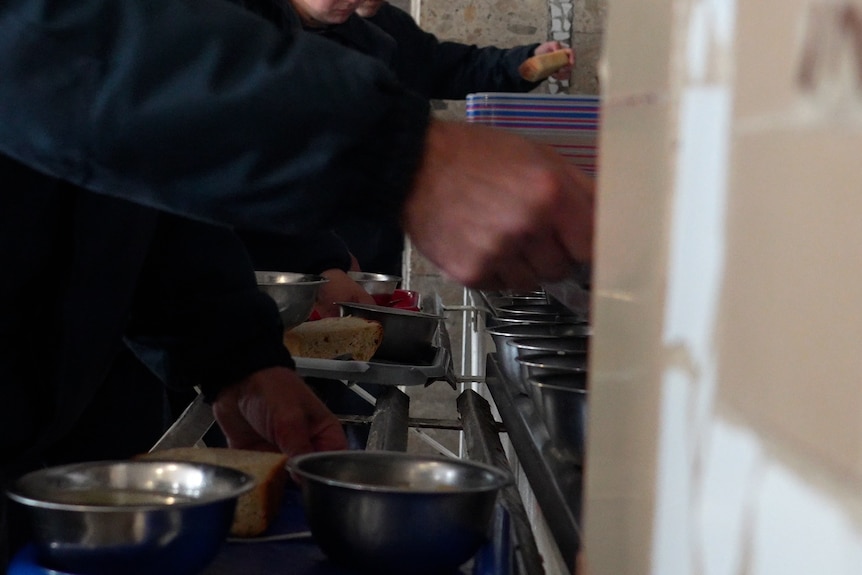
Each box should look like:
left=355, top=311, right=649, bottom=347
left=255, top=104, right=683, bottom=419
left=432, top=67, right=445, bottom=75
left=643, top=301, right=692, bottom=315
left=518, top=49, right=571, bottom=82
left=283, top=315, right=383, bottom=361
left=138, top=447, right=287, bottom=537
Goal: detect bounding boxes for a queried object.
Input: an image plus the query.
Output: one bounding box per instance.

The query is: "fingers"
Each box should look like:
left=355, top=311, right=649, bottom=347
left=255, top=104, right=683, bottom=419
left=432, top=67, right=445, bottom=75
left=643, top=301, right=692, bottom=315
left=404, top=120, right=594, bottom=290
left=268, top=375, right=348, bottom=456
left=535, top=41, right=563, bottom=55
left=214, top=367, right=348, bottom=457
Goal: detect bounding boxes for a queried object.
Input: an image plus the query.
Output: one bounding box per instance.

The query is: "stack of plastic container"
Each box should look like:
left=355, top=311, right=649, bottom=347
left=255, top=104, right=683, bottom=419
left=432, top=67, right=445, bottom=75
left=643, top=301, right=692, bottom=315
left=465, top=93, right=600, bottom=176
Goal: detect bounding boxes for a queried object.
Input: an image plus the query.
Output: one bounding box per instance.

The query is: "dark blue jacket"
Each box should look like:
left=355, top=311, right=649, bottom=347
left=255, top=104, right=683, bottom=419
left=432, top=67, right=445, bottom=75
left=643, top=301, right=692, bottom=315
left=0, top=156, right=295, bottom=469
left=368, top=2, right=541, bottom=99
left=0, top=0, right=429, bottom=471
left=235, top=1, right=542, bottom=275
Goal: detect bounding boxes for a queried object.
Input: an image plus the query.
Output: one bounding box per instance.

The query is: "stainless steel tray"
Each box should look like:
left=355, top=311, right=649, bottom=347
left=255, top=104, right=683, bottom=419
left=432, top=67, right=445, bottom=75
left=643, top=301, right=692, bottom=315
left=292, top=344, right=452, bottom=386
left=291, top=295, right=456, bottom=387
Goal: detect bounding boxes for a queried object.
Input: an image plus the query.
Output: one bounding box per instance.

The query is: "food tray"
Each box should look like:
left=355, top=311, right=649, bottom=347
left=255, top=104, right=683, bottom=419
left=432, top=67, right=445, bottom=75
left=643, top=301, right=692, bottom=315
left=292, top=294, right=456, bottom=387
left=292, top=344, right=452, bottom=386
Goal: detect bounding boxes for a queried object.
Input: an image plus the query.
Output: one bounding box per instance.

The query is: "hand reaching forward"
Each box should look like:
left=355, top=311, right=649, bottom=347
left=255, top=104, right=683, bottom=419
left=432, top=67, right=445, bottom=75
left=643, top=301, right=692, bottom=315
left=403, top=119, right=595, bottom=290
left=534, top=41, right=575, bottom=80
left=212, top=366, right=348, bottom=457
left=314, top=268, right=376, bottom=318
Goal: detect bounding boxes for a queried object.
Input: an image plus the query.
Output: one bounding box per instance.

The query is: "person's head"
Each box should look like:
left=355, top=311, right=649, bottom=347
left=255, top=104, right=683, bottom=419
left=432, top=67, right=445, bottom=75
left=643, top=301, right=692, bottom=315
left=355, top=0, right=386, bottom=18
left=290, top=0, right=361, bottom=27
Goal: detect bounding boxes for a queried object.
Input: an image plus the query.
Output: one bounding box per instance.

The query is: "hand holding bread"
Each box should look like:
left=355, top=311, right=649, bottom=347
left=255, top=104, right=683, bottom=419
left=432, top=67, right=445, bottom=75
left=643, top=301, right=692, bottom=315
left=518, top=44, right=575, bottom=82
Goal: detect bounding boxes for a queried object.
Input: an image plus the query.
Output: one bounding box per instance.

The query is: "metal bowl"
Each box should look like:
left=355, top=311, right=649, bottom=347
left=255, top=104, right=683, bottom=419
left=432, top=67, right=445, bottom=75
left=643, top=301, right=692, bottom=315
left=6, top=460, right=254, bottom=575
left=528, top=372, right=589, bottom=465
left=347, top=271, right=402, bottom=298
left=487, top=323, right=591, bottom=394
left=507, top=336, right=590, bottom=355
left=338, top=302, right=442, bottom=363
left=254, top=271, right=328, bottom=330
left=288, top=451, right=511, bottom=575
left=485, top=322, right=592, bottom=340
left=495, top=303, right=580, bottom=322
left=517, top=351, right=589, bottom=383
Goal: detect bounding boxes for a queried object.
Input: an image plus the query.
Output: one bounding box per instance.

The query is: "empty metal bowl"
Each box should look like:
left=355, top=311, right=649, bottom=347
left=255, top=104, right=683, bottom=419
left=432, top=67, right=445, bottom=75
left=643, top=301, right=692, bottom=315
left=507, top=336, right=590, bottom=355
left=347, top=271, right=402, bottom=304
left=487, top=323, right=591, bottom=394
left=254, top=271, right=328, bottom=330
left=495, top=303, right=579, bottom=322
left=517, top=351, right=589, bottom=383
left=528, top=372, right=589, bottom=465
left=338, top=302, right=442, bottom=363
left=486, top=322, right=592, bottom=340
left=6, top=460, right=254, bottom=575
left=288, top=451, right=511, bottom=575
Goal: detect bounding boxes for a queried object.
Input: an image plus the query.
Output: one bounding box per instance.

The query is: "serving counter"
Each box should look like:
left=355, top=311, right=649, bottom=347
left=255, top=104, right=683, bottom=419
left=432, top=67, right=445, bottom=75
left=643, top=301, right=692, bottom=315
left=10, top=286, right=586, bottom=575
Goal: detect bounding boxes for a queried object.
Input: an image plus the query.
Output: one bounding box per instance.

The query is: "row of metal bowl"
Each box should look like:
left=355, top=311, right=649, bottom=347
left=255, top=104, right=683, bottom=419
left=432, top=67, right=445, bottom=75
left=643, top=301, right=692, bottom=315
left=255, top=271, right=404, bottom=331
left=7, top=452, right=512, bottom=575
left=483, top=292, right=591, bottom=466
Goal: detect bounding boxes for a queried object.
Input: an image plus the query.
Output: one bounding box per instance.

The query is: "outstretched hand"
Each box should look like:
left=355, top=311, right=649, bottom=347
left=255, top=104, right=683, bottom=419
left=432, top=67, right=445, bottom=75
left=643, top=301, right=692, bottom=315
left=403, top=119, right=594, bottom=290
left=534, top=42, right=575, bottom=80
left=314, top=268, right=376, bottom=318
left=212, top=366, right=348, bottom=457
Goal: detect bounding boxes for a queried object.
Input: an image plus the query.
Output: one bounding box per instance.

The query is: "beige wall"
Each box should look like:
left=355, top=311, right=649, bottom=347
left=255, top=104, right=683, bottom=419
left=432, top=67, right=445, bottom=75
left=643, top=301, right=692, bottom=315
left=587, top=1, right=862, bottom=574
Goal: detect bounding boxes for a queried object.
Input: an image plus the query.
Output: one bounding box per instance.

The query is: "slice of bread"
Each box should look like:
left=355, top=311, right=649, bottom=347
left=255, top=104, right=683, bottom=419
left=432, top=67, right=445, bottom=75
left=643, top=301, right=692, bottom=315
left=283, top=315, right=383, bottom=361
left=518, top=49, right=571, bottom=82
left=138, top=447, right=288, bottom=537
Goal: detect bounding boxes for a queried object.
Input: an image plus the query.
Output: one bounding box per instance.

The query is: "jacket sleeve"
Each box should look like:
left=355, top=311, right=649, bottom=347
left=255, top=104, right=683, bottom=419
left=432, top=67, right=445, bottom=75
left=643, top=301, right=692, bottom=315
left=125, top=215, right=295, bottom=400
left=369, top=4, right=542, bottom=99
left=238, top=229, right=354, bottom=274
left=0, top=0, right=429, bottom=235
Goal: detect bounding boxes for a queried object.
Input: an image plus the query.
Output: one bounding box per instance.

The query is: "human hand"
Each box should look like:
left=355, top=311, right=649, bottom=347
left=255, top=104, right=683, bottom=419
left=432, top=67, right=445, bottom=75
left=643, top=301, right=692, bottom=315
left=314, top=268, right=376, bottom=318
left=403, top=119, right=594, bottom=290
left=211, top=366, right=348, bottom=457
left=348, top=252, right=362, bottom=272
left=533, top=42, right=575, bottom=80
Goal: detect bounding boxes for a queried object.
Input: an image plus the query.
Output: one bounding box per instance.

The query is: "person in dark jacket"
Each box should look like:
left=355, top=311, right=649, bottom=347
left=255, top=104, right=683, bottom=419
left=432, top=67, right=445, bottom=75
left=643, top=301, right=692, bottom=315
left=0, top=0, right=594, bottom=566
left=235, top=0, right=575, bottom=277
left=0, top=156, right=349, bottom=567
left=342, top=0, right=575, bottom=275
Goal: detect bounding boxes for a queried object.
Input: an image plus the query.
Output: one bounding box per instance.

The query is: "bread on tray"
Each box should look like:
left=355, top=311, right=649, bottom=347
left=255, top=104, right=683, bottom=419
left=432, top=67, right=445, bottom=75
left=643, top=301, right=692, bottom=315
left=138, top=447, right=288, bottom=537
left=283, top=315, right=383, bottom=361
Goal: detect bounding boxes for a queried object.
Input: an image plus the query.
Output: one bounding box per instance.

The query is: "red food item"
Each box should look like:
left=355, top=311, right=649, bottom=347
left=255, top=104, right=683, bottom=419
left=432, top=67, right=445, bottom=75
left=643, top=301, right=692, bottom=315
left=371, top=293, right=392, bottom=306
left=388, top=289, right=420, bottom=310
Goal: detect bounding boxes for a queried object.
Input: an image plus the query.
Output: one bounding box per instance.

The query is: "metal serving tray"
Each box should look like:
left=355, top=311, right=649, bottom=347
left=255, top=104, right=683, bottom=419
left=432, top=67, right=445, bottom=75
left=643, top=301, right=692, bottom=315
left=292, top=343, right=453, bottom=387
left=291, top=294, right=457, bottom=387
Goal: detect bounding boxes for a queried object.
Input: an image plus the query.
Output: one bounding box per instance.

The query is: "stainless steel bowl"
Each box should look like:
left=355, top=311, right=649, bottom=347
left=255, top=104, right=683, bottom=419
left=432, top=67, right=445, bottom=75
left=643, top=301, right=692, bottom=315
left=254, top=271, right=328, bottom=330
left=347, top=271, right=402, bottom=297
left=517, top=351, right=589, bottom=382
left=495, top=303, right=579, bottom=321
left=288, top=451, right=511, bottom=575
left=507, top=336, right=590, bottom=355
left=528, top=372, right=589, bottom=465
left=486, top=322, right=592, bottom=339
left=6, top=460, right=254, bottom=575
left=487, top=323, right=591, bottom=394
left=338, top=302, right=442, bottom=363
